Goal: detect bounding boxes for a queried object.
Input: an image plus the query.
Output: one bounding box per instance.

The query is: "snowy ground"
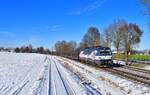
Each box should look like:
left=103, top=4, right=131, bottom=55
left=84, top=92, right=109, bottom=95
left=113, top=60, right=150, bottom=70
left=50, top=56, right=87, bottom=95
left=0, top=52, right=49, bottom=95
left=0, top=52, right=96, bottom=95
left=0, top=52, right=149, bottom=95
left=50, top=56, right=102, bottom=95
left=56, top=56, right=150, bottom=95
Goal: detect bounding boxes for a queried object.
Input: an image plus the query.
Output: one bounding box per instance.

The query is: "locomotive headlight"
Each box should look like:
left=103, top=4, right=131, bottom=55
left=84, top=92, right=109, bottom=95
left=104, top=56, right=112, bottom=60
left=108, top=56, right=112, bottom=59
left=109, top=56, right=112, bottom=59
left=95, top=56, right=101, bottom=60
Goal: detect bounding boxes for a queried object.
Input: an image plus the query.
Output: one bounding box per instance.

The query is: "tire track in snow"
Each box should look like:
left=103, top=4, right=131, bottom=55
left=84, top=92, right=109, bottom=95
left=12, top=80, right=29, bottom=95
left=49, top=58, right=51, bottom=95
left=51, top=58, right=75, bottom=95
left=54, top=61, right=76, bottom=95
left=55, top=59, right=102, bottom=95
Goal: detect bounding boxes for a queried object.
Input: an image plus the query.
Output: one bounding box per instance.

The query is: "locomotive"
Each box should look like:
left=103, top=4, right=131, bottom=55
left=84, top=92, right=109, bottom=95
left=56, top=46, right=113, bottom=66
left=79, top=46, right=113, bottom=66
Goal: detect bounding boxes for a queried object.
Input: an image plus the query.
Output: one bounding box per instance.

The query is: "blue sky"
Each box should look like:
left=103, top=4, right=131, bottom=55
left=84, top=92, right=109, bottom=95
left=0, top=0, right=149, bottom=50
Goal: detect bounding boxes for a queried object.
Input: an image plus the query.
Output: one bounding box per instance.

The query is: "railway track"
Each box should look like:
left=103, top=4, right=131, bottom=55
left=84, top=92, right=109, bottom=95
left=64, top=57, right=150, bottom=86
left=58, top=56, right=150, bottom=87
left=123, top=66, right=150, bottom=74
left=103, top=67, right=150, bottom=86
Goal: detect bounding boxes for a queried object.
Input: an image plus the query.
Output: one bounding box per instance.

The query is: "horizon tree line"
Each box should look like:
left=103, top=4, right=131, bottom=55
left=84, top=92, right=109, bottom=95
left=14, top=44, right=51, bottom=54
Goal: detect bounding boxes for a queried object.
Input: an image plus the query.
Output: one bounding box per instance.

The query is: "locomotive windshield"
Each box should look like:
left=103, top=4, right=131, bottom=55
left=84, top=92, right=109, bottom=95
left=96, top=48, right=112, bottom=55
left=100, top=50, right=111, bottom=54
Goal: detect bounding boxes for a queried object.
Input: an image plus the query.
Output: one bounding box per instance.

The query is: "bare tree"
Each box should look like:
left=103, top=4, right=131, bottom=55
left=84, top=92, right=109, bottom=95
left=79, top=42, right=88, bottom=49
left=14, top=47, right=20, bottom=53
left=104, top=27, right=112, bottom=48
left=119, top=23, right=143, bottom=65
left=54, top=40, right=77, bottom=56
left=105, top=19, right=126, bottom=54
left=28, top=44, right=33, bottom=53
left=140, top=0, right=150, bottom=28
left=55, top=41, right=62, bottom=54
left=37, top=46, right=44, bottom=54
left=68, top=40, right=77, bottom=51
left=80, top=26, right=100, bottom=48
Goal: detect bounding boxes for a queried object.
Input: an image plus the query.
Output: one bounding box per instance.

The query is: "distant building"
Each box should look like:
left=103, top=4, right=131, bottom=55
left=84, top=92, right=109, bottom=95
left=130, top=50, right=144, bottom=55
left=112, top=49, right=150, bottom=55
left=112, top=50, right=124, bottom=54
left=144, top=50, right=150, bottom=55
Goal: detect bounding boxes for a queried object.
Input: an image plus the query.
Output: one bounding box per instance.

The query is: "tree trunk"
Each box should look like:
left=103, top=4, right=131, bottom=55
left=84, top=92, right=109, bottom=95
left=125, top=51, right=128, bottom=65
left=117, top=48, right=119, bottom=56
left=116, top=48, right=119, bottom=60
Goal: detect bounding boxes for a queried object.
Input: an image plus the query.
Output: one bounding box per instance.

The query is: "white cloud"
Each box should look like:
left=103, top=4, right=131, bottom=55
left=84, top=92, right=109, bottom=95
left=25, top=25, right=64, bottom=33
left=45, top=25, right=64, bottom=32
left=68, top=0, right=109, bottom=15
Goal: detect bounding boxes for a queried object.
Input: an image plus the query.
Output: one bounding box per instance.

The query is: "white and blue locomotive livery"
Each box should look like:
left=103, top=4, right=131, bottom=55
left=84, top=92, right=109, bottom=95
left=79, top=46, right=112, bottom=66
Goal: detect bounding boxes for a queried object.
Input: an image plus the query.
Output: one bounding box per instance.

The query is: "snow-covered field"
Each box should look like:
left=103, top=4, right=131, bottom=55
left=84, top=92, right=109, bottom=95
left=0, top=52, right=150, bottom=95
left=0, top=52, right=49, bottom=95
left=0, top=52, right=92, bottom=95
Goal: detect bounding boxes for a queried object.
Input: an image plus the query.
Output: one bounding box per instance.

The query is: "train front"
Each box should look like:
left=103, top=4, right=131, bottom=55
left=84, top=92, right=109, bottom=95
left=94, top=47, right=112, bottom=65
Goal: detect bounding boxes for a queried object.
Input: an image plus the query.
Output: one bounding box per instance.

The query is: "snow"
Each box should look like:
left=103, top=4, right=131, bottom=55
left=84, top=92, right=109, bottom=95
left=113, top=60, right=126, bottom=65
left=113, top=59, right=150, bottom=70
left=50, top=56, right=87, bottom=95
left=56, top=56, right=150, bottom=95
left=0, top=52, right=49, bottom=95
left=0, top=52, right=89, bottom=95
left=143, top=65, right=150, bottom=70
left=0, top=52, right=149, bottom=95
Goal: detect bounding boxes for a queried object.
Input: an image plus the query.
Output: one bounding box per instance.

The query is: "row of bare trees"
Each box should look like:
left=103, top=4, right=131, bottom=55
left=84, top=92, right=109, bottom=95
left=104, top=20, right=143, bottom=64
left=54, top=20, right=143, bottom=65
left=14, top=45, right=51, bottom=54
left=54, top=40, right=77, bottom=56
